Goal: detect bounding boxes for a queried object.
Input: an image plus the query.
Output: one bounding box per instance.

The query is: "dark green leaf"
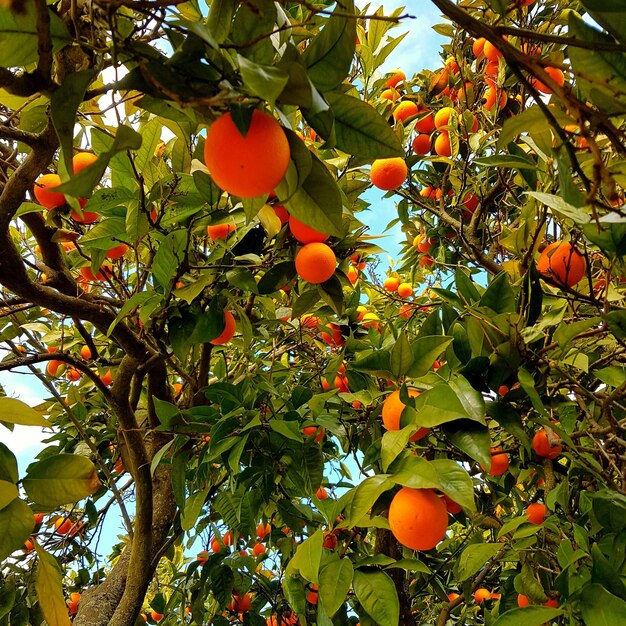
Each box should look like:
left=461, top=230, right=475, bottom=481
left=319, top=558, right=354, bottom=617
left=0, top=443, right=18, bottom=484
left=207, top=0, right=235, bottom=43
left=238, top=55, right=289, bottom=107
left=492, top=606, right=563, bottom=626
left=442, top=420, right=492, bottom=468
left=257, top=261, right=296, bottom=294
left=0, top=498, right=34, bottom=561
left=581, top=583, right=626, bottom=625
left=353, top=569, right=399, bottom=626
left=390, top=329, right=414, bottom=378
left=406, top=336, right=453, bottom=377
left=480, top=272, right=516, bottom=313
left=457, top=543, right=501, bottom=581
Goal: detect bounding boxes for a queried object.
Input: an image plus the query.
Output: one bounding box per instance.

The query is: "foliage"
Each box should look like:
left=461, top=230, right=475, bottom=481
left=0, top=1, right=625, bottom=625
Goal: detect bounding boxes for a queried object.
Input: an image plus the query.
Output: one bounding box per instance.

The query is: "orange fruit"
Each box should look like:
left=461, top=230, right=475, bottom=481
left=472, top=38, right=486, bottom=58
left=34, top=174, right=65, bottom=209
left=23, top=538, right=35, bottom=552
left=517, top=594, right=530, bottom=607
left=434, top=107, right=454, bottom=129
left=415, top=109, right=435, bottom=133
left=474, top=588, right=491, bottom=603
left=544, top=598, right=558, bottom=608
left=203, top=110, right=290, bottom=198
left=46, top=359, right=63, bottom=377
left=434, top=132, right=452, bottom=157
left=346, top=265, right=359, bottom=285
left=72, top=152, right=98, bottom=174
left=207, top=223, right=236, bottom=240
left=382, top=389, right=429, bottom=441
left=397, top=282, right=413, bottom=298
left=71, top=209, right=99, bottom=224
left=361, top=312, right=380, bottom=330
left=463, top=192, right=479, bottom=214
left=448, top=592, right=460, bottom=602
left=414, top=233, right=433, bottom=253
left=370, top=158, right=408, bottom=191
left=393, top=100, right=418, bottom=123
left=79, top=265, right=113, bottom=282
left=105, top=244, right=128, bottom=259
left=66, top=367, right=81, bottom=382
left=442, top=494, right=462, bottom=514
left=388, top=487, right=448, bottom=550
left=229, top=593, right=252, bottom=613
left=210, top=310, right=236, bottom=345
left=295, top=242, right=336, bottom=284
left=196, top=550, right=209, bottom=565
left=253, top=542, right=266, bottom=556
left=497, top=384, right=509, bottom=397
left=383, top=276, right=400, bottom=292
left=306, top=587, right=318, bottom=605
left=302, top=425, right=326, bottom=442
left=537, top=240, right=585, bottom=287
left=532, top=66, right=565, bottom=94
left=34, top=512, right=44, bottom=525
left=288, top=215, right=329, bottom=243
left=483, top=41, right=502, bottom=62
left=411, top=133, right=431, bottom=155
left=316, top=486, right=328, bottom=500
left=484, top=447, right=509, bottom=476
left=273, top=205, right=289, bottom=225
left=483, top=86, right=507, bottom=111
left=399, top=303, right=416, bottom=319
left=150, top=611, right=164, bottom=622
left=385, top=69, right=406, bottom=89
left=381, top=88, right=400, bottom=102
left=256, top=522, right=271, bottom=539
left=532, top=429, right=562, bottom=458
left=100, top=370, right=113, bottom=386
left=54, top=517, right=76, bottom=535
left=525, top=502, right=547, bottom=524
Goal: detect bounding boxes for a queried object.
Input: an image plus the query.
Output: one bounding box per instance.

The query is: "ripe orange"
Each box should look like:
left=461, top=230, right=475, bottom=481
left=207, top=223, right=236, bottom=240
left=288, top=215, right=329, bottom=243
left=472, top=38, right=486, bottom=58
left=370, top=157, right=408, bottom=191
left=383, top=276, right=400, bottom=292
left=150, top=611, right=164, bottom=622
left=485, top=447, right=509, bottom=476
left=532, top=429, right=562, bottom=458
left=229, top=593, right=252, bottom=613
left=483, top=40, right=502, bottom=62
left=532, top=66, right=565, bottom=94
left=385, top=69, right=406, bottom=89
left=66, top=367, right=81, bottom=382
left=72, top=209, right=99, bottom=224
left=361, top=312, right=380, bottom=330
left=517, top=594, right=530, bottom=607
left=257, top=522, right=271, bottom=539
left=273, top=205, right=289, bottom=225
left=411, top=133, right=431, bottom=155
left=34, top=512, right=44, bottom=525
left=306, top=586, right=318, bottom=605
left=434, top=107, right=454, bottom=129
left=100, top=370, right=113, bottom=386
left=203, top=110, right=290, bottom=198
left=414, top=233, right=433, bottom=253
left=72, top=152, right=98, bottom=174
left=54, top=517, right=76, bottom=535
left=497, top=384, right=509, bottom=397
left=210, top=310, right=236, bottom=345
left=382, top=389, right=429, bottom=441
left=463, top=192, right=479, bottom=214
left=381, top=88, right=400, bottom=102
left=196, top=550, right=209, bottom=566
left=295, top=242, right=336, bottom=284
left=442, top=494, right=462, bottom=514
left=346, top=265, right=359, bottom=285
left=388, top=487, right=448, bottom=550
left=397, top=282, right=413, bottom=298
left=105, top=244, right=128, bottom=259
left=393, top=101, right=418, bottom=123
left=537, top=240, right=586, bottom=287
left=434, top=132, right=452, bottom=157
left=448, top=592, right=461, bottom=602
left=79, top=265, right=113, bottom=282
left=483, top=86, right=507, bottom=111
left=23, top=538, right=35, bottom=552
left=34, top=174, right=65, bottom=209
left=415, top=109, right=435, bottom=133
left=525, top=502, right=547, bottom=524
left=46, top=359, right=63, bottom=377
left=474, top=588, right=491, bottom=603
left=544, top=598, right=558, bottom=608
left=399, top=303, right=416, bottom=319
left=316, top=486, right=328, bottom=500
left=302, top=425, right=326, bottom=442
left=252, top=542, right=266, bottom=556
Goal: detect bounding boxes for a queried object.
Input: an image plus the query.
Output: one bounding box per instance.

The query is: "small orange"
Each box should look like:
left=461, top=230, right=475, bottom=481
left=204, top=110, right=290, bottom=198
left=388, top=487, right=448, bottom=550
left=483, top=41, right=502, bottom=62
left=288, top=215, right=329, bottom=243
left=100, top=370, right=113, bottom=386
left=484, top=447, right=509, bottom=476
left=303, top=425, right=326, bottom=442
left=105, top=244, right=128, bottom=260
left=295, top=242, right=336, bottom=284
left=34, top=174, right=65, bottom=209
left=397, top=282, right=413, bottom=298
left=483, top=86, right=507, bottom=111
left=414, top=233, right=433, bottom=253
left=532, top=66, right=565, bottom=94
left=316, top=486, right=329, bottom=500
left=383, top=276, right=400, bottom=292
left=411, top=133, right=431, bottom=155
left=273, top=205, right=289, bottom=225
left=525, top=502, right=547, bottom=524
left=34, top=513, right=44, bottom=525
left=381, top=88, right=400, bottom=102
left=256, top=522, right=271, bottom=539
left=448, top=592, right=461, bottom=602
left=393, top=101, right=418, bottom=123
left=207, top=223, right=236, bottom=240
left=474, top=588, right=491, bottom=603
left=210, top=310, right=236, bottom=345
left=472, top=38, right=486, bottom=58
left=537, top=240, right=585, bottom=287
left=497, top=385, right=509, bottom=397
left=385, top=69, right=406, bottom=89
left=71, top=209, right=99, bottom=224
left=150, top=611, right=164, bottom=622
left=253, top=542, right=266, bottom=556
left=306, top=586, right=318, bottom=605
left=72, top=152, right=98, bottom=174
left=346, top=265, right=359, bottom=285
left=79, top=265, right=113, bottom=282
left=517, top=594, right=530, bottom=607
left=361, top=312, right=380, bottom=330
left=370, top=158, right=408, bottom=191
left=66, top=367, right=81, bottom=382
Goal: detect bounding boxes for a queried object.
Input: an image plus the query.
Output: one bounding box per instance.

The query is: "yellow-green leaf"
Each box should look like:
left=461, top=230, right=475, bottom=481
left=0, top=398, right=49, bottom=427
left=0, top=497, right=34, bottom=560
left=35, top=543, right=71, bottom=626
left=0, top=480, right=18, bottom=510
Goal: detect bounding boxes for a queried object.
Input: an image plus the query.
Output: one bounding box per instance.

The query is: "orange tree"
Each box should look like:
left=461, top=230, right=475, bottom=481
left=0, top=1, right=626, bottom=626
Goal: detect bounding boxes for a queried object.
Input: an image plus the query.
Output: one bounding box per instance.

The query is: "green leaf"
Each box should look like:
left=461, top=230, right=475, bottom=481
left=0, top=442, right=18, bottom=483
left=207, top=0, right=235, bottom=43
left=0, top=4, right=70, bottom=68
left=390, top=329, right=414, bottom=378
left=23, top=454, right=100, bottom=508
left=347, top=475, right=393, bottom=528
left=325, top=92, right=403, bottom=158
left=353, top=569, right=399, bottom=626
left=51, top=70, right=97, bottom=176
left=287, top=529, right=324, bottom=584
left=581, top=583, right=626, bottom=625
left=0, top=578, right=16, bottom=620
left=579, top=0, right=626, bottom=42
left=594, top=366, right=626, bottom=387
left=442, top=420, right=492, bottom=468
left=492, top=606, right=563, bottom=626
left=283, top=152, right=343, bottom=238
left=319, top=558, right=354, bottom=617
left=381, top=427, right=415, bottom=473
left=35, top=544, right=71, bottom=626
left=456, top=543, right=501, bottom=581
left=517, top=369, right=545, bottom=415
left=0, top=497, right=34, bottom=561
left=582, top=221, right=626, bottom=257
left=430, top=459, right=476, bottom=512
left=282, top=575, right=307, bottom=618
left=257, top=261, right=296, bottom=294
left=0, top=398, right=49, bottom=427
left=238, top=55, right=289, bottom=107
left=554, top=317, right=600, bottom=349
left=526, top=191, right=591, bottom=224
left=152, top=231, right=186, bottom=289
left=406, top=336, right=453, bottom=378
left=474, top=155, right=537, bottom=170
left=0, top=480, right=18, bottom=511
left=134, top=118, right=162, bottom=173
left=269, top=420, right=304, bottom=442
left=498, top=105, right=573, bottom=148
left=181, top=486, right=209, bottom=532
left=480, top=272, right=516, bottom=314
left=302, top=0, right=356, bottom=92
